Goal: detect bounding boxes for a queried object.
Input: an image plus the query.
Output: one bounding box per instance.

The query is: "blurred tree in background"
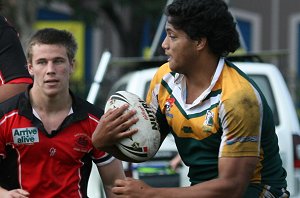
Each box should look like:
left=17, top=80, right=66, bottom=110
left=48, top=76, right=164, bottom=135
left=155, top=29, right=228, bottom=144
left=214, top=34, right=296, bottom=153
left=1, top=0, right=166, bottom=56
left=1, top=0, right=167, bottom=99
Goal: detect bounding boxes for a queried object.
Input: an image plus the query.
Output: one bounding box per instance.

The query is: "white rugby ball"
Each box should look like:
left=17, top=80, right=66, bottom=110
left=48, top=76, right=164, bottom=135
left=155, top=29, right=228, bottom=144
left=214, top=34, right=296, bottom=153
left=105, top=91, right=161, bottom=162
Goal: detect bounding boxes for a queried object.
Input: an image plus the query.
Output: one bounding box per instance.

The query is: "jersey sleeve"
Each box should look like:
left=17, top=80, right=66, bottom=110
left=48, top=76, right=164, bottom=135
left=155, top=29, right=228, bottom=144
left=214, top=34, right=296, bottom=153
left=0, top=16, right=32, bottom=85
left=0, top=113, right=7, bottom=159
left=92, top=149, right=115, bottom=166
left=146, top=63, right=171, bottom=138
left=87, top=112, right=115, bottom=167
left=219, top=85, right=263, bottom=157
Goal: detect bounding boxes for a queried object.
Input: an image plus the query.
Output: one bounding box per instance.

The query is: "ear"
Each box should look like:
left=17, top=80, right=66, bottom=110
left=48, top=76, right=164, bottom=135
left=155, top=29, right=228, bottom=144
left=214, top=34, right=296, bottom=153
left=195, top=37, right=207, bottom=50
left=27, top=62, right=34, bottom=76
left=70, top=59, right=75, bottom=74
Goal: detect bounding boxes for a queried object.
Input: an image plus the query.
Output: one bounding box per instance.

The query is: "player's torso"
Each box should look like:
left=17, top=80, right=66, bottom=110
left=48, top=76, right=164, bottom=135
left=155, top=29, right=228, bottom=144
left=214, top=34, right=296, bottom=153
left=153, top=62, right=269, bottom=183
left=157, top=70, right=222, bottom=168
left=0, top=94, right=99, bottom=197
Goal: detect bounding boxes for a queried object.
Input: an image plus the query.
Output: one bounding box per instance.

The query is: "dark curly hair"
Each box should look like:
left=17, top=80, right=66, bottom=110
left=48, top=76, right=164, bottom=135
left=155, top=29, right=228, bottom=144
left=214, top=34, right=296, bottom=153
left=165, top=0, right=240, bottom=57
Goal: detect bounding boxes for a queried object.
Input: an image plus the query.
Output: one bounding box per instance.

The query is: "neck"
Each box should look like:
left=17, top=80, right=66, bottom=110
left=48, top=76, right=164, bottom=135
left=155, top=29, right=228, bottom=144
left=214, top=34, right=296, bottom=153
left=30, top=89, right=72, bottom=114
left=186, top=55, right=219, bottom=87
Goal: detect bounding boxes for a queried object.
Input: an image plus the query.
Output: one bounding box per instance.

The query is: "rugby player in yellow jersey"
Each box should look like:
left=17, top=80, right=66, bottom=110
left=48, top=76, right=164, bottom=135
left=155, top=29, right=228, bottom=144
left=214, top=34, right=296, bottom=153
left=92, top=0, right=289, bottom=197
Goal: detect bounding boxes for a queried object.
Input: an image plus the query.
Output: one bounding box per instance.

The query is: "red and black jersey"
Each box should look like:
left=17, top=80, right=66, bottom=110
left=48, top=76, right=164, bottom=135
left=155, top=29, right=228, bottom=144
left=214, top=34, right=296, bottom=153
left=0, top=87, right=114, bottom=198
left=0, top=15, right=32, bottom=85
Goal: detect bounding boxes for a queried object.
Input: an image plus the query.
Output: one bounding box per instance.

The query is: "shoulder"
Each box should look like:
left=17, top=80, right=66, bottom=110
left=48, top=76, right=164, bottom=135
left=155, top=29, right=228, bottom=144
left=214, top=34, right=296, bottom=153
left=72, top=94, right=104, bottom=119
left=151, top=62, right=172, bottom=83
left=221, top=61, right=259, bottom=97
left=219, top=63, right=265, bottom=117
left=0, top=16, right=18, bottom=39
left=0, top=92, right=25, bottom=118
left=0, top=15, right=10, bottom=28
left=158, top=62, right=172, bottom=76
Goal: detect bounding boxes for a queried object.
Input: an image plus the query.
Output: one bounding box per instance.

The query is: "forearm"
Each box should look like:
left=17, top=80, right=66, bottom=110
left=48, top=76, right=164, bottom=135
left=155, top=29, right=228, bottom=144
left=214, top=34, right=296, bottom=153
left=104, top=146, right=147, bottom=163
left=0, top=186, right=7, bottom=194
left=144, top=177, right=244, bottom=198
left=99, top=159, right=126, bottom=198
left=0, top=186, right=30, bottom=197
left=145, top=158, right=256, bottom=198
left=0, top=83, right=29, bottom=102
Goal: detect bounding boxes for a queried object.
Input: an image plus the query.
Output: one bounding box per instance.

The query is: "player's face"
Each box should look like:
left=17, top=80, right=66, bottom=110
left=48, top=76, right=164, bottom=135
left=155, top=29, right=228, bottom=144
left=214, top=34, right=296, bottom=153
left=28, top=44, right=74, bottom=97
left=162, top=21, right=199, bottom=74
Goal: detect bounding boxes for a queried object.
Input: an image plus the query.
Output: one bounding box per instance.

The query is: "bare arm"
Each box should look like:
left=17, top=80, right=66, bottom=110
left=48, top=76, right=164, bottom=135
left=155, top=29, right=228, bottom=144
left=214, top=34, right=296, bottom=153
left=0, top=83, right=29, bottom=102
left=97, top=158, right=125, bottom=198
left=113, top=156, right=258, bottom=198
left=169, top=153, right=182, bottom=170
left=0, top=186, right=30, bottom=198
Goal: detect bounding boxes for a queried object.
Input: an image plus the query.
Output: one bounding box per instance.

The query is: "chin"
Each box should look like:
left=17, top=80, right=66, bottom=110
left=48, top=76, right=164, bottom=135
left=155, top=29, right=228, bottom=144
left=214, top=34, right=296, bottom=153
left=45, top=90, right=60, bottom=97
left=168, top=61, right=177, bottom=71
left=169, top=63, right=182, bottom=73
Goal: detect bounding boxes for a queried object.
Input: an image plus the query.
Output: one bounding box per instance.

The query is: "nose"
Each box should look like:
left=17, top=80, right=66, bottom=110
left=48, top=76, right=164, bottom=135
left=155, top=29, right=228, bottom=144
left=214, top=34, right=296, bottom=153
left=46, top=62, right=56, bottom=75
left=161, top=36, right=168, bottom=50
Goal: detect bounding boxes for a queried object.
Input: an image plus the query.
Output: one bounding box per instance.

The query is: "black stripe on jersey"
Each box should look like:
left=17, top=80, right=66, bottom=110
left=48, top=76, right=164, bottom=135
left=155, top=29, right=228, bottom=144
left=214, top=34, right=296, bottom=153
left=170, top=71, right=176, bottom=77
left=79, top=153, right=93, bottom=197
left=203, top=90, right=222, bottom=102
left=0, top=145, right=20, bottom=190
left=161, top=79, right=172, bottom=95
left=188, top=103, right=219, bottom=119
left=70, top=91, right=104, bottom=119
left=0, top=92, right=27, bottom=118
left=93, top=153, right=113, bottom=164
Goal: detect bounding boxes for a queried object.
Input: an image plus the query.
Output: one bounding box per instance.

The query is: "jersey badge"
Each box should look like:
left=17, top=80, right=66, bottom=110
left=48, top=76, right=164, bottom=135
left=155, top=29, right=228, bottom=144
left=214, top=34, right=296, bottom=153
left=12, top=127, right=39, bottom=144
left=202, top=110, right=214, bottom=133
left=74, top=133, right=90, bottom=152
left=164, top=97, right=175, bottom=118
left=49, top=147, right=56, bottom=156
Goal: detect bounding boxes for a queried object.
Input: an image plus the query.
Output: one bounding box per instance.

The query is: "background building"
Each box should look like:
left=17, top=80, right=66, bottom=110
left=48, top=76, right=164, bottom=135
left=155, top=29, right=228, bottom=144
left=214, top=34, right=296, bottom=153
left=229, top=0, right=300, bottom=104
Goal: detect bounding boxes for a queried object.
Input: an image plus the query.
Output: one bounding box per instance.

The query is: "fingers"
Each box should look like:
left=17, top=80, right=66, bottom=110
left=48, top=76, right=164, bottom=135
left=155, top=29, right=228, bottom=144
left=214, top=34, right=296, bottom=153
left=103, top=104, right=139, bottom=134
left=112, top=177, right=149, bottom=197
left=112, top=178, right=130, bottom=195
left=4, top=189, right=30, bottom=198
left=92, top=104, right=139, bottom=149
left=15, top=189, right=30, bottom=198
left=105, top=104, right=137, bottom=123
left=114, top=177, right=133, bottom=184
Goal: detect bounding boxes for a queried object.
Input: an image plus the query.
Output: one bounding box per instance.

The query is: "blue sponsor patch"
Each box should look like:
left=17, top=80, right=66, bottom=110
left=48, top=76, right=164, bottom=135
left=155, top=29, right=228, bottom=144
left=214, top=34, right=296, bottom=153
left=226, top=136, right=258, bottom=145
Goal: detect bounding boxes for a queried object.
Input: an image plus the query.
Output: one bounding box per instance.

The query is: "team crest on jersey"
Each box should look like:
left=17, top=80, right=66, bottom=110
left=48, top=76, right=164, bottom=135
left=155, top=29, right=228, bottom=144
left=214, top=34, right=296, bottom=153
left=202, top=110, right=214, bottom=132
left=164, top=97, right=175, bottom=118
left=12, top=127, right=39, bottom=144
left=74, top=133, right=90, bottom=152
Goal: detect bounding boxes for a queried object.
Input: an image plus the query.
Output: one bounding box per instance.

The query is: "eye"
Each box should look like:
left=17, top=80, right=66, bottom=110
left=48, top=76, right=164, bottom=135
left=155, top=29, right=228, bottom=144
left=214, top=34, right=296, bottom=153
left=168, top=33, right=176, bottom=40
left=37, top=60, right=47, bottom=65
left=53, top=58, right=65, bottom=64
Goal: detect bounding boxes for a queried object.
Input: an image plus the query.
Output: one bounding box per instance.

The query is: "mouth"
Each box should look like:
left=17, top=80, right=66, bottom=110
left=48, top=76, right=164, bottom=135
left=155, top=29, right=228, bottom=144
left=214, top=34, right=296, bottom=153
left=44, top=79, right=59, bottom=85
left=165, top=54, right=171, bottom=62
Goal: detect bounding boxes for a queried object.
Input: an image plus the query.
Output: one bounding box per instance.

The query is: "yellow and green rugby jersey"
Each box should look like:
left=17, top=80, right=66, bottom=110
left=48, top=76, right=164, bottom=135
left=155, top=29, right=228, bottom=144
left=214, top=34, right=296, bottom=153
left=146, top=58, right=287, bottom=189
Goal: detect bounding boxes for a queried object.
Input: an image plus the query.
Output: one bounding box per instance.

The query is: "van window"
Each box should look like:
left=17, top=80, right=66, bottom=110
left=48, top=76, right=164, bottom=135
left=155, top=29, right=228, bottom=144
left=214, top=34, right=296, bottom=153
left=248, top=75, right=279, bottom=126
